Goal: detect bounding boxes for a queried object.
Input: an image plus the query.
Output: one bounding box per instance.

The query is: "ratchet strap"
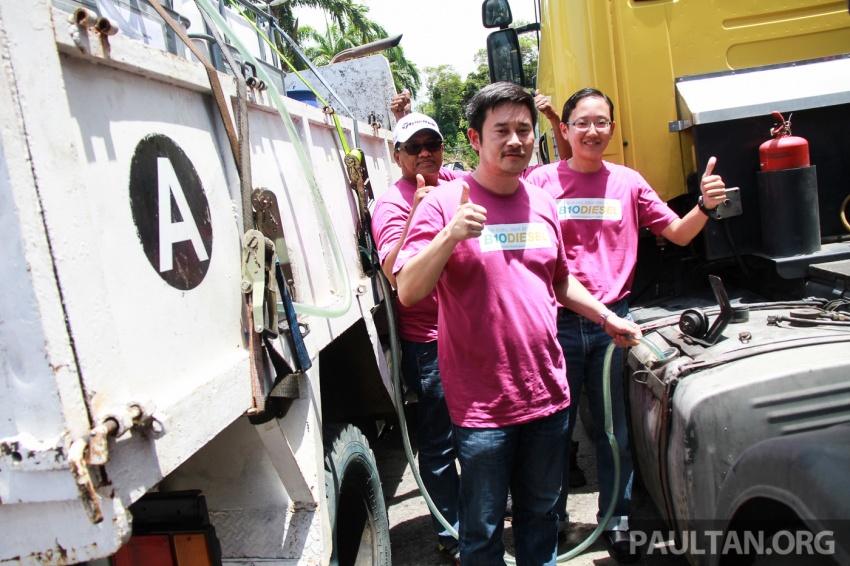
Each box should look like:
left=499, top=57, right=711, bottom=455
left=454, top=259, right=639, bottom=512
left=195, top=4, right=253, bottom=228
left=344, top=149, right=377, bottom=277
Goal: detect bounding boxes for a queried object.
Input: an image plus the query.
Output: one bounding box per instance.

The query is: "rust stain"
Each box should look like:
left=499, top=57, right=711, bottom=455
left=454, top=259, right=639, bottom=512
left=68, top=439, right=104, bottom=524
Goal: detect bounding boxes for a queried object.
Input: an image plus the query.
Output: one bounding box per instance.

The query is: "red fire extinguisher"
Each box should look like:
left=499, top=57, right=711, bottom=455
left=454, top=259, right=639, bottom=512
left=759, top=111, right=809, bottom=171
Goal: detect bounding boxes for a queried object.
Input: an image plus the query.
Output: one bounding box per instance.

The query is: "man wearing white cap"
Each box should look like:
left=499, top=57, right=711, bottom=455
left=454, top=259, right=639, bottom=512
left=371, top=112, right=462, bottom=564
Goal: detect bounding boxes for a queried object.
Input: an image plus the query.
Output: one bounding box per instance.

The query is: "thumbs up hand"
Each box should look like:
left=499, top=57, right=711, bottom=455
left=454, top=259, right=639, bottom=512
left=700, top=156, right=726, bottom=210
left=447, top=182, right=487, bottom=242
left=412, top=174, right=434, bottom=210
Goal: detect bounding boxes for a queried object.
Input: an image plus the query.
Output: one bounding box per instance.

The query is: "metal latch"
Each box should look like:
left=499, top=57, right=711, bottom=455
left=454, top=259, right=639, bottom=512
left=88, top=403, right=163, bottom=466
left=668, top=118, right=692, bottom=132
left=69, top=403, right=162, bottom=525
left=242, top=230, right=279, bottom=337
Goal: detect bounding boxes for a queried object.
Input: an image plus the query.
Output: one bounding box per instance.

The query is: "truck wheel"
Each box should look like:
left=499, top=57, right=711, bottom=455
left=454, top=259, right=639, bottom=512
left=324, top=424, right=391, bottom=566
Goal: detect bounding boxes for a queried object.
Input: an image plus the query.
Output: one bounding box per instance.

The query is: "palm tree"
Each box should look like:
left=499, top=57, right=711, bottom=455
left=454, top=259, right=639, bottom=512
left=384, top=45, right=421, bottom=99
left=271, top=0, right=374, bottom=50
left=299, top=24, right=356, bottom=66
left=223, top=0, right=420, bottom=97
left=298, top=21, right=421, bottom=97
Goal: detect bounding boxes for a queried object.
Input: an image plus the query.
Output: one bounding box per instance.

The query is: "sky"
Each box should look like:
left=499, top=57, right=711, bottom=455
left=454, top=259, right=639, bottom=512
left=296, top=0, right=540, bottom=80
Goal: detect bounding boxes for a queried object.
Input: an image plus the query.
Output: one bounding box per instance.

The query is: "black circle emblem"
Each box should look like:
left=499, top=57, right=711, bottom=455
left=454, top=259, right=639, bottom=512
left=129, top=134, right=213, bottom=290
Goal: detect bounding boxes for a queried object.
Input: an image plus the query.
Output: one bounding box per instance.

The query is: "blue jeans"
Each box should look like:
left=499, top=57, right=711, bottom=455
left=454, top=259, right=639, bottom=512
left=454, top=408, right=569, bottom=565
left=555, top=299, right=633, bottom=531
left=400, top=339, right=460, bottom=547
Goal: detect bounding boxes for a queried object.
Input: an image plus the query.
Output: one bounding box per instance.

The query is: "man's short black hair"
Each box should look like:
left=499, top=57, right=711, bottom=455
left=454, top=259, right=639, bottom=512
left=466, top=82, right=537, bottom=136
left=561, top=87, right=615, bottom=123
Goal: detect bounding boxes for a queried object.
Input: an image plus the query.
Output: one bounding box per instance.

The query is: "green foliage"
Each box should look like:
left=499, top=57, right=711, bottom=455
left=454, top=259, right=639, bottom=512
left=271, top=0, right=374, bottom=41
left=422, top=66, right=464, bottom=139
left=417, top=31, right=537, bottom=170
left=299, top=24, right=356, bottom=66
left=269, top=0, right=420, bottom=97
left=384, top=45, right=422, bottom=99
left=269, top=0, right=373, bottom=70
left=260, top=2, right=538, bottom=167
left=420, top=65, right=477, bottom=168
left=518, top=31, right=538, bottom=88
left=464, top=50, right=490, bottom=104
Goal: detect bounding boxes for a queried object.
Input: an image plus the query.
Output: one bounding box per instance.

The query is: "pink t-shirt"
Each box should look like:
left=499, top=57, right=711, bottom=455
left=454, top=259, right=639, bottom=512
left=524, top=160, right=679, bottom=305
left=371, top=168, right=462, bottom=342
left=394, top=174, right=570, bottom=428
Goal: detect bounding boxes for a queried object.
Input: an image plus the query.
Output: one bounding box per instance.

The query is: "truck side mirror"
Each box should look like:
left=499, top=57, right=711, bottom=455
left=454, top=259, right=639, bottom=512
left=482, top=0, right=513, bottom=29
left=486, top=28, right=525, bottom=86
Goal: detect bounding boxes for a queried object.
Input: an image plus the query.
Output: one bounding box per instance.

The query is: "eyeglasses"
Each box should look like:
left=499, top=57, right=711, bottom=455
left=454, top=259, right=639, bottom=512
left=398, top=140, right=443, bottom=155
left=565, top=119, right=613, bottom=131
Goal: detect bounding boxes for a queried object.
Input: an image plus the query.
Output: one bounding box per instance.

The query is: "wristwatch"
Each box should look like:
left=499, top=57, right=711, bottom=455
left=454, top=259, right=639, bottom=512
left=599, top=309, right=614, bottom=327
left=697, top=195, right=713, bottom=217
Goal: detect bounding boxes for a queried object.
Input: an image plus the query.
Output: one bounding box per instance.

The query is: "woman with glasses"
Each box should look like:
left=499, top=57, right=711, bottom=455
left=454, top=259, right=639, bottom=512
left=524, top=87, right=727, bottom=563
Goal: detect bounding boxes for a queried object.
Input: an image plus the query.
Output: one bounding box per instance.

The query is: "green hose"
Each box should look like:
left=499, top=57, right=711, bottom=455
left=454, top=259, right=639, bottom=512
left=378, top=271, right=448, bottom=533
left=378, top=283, right=666, bottom=563
left=553, top=339, right=620, bottom=562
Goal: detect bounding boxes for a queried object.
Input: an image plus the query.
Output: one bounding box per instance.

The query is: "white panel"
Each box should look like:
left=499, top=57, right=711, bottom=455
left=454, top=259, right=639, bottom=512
left=676, top=57, right=850, bottom=125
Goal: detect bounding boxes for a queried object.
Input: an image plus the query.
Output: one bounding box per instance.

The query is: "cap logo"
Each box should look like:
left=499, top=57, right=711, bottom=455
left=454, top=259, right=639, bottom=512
left=403, top=119, right=435, bottom=129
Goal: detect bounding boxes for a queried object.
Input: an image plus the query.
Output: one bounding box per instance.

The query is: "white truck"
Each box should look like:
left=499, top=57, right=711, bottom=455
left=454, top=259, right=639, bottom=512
left=0, top=0, right=403, bottom=564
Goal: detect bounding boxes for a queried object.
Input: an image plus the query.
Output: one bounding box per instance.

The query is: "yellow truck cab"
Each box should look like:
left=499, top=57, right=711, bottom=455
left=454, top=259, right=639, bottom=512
left=485, top=1, right=850, bottom=564
left=535, top=0, right=850, bottom=200
left=486, top=0, right=850, bottom=294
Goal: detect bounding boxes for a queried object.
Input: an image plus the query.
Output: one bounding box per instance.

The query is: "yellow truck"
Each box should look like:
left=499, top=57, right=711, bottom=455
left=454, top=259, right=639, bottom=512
left=488, top=0, right=850, bottom=273
left=536, top=0, right=849, bottom=201
left=486, top=1, right=850, bottom=564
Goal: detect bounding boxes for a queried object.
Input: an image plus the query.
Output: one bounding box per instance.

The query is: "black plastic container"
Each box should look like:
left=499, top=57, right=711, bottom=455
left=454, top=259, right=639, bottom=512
left=757, top=165, right=821, bottom=257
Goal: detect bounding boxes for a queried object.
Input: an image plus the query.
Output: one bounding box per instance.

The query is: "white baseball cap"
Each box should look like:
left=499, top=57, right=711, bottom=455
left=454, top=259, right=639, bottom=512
left=393, top=113, right=443, bottom=145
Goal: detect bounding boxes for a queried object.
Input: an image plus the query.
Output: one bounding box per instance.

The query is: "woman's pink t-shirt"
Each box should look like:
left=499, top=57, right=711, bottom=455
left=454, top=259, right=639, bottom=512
left=525, top=160, right=679, bottom=304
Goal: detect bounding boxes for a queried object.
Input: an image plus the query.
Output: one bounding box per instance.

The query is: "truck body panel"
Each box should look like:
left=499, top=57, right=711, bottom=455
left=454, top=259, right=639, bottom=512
left=0, top=0, right=400, bottom=563
left=536, top=0, right=850, bottom=201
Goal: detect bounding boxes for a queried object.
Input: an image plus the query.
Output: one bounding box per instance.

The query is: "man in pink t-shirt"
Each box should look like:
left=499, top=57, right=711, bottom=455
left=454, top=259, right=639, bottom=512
left=524, top=87, right=726, bottom=563
left=371, top=112, right=463, bottom=563
left=394, top=82, right=641, bottom=565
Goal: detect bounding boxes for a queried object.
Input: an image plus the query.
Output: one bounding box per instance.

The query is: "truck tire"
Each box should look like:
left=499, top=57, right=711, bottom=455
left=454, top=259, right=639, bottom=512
left=324, top=424, right=391, bottom=566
